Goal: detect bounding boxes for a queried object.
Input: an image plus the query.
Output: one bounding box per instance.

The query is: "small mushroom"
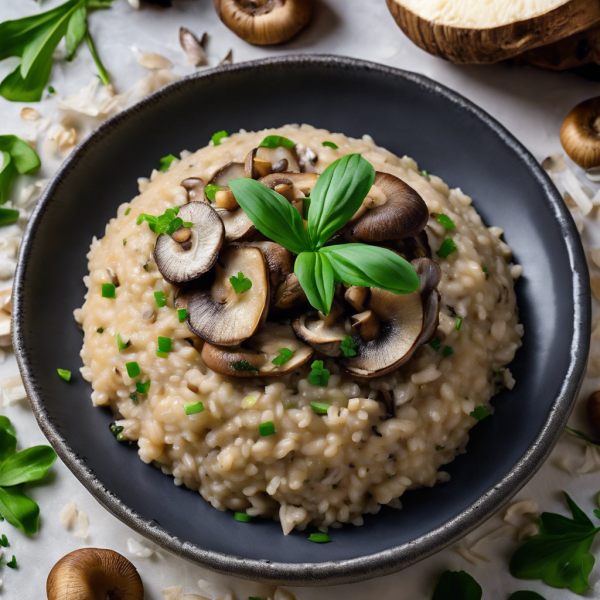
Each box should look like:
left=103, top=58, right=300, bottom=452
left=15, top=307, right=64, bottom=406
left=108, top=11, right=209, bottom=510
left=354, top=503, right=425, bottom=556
left=202, top=323, right=313, bottom=376
left=351, top=309, right=380, bottom=341
left=181, top=177, right=206, bottom=201
left=215, top=189, right=239, bottom=210
left=293, top=303, right=346, bottom=356
left=214, top=0, right=313, bottom=46
left=348, top=172, right=429, bottom=243
left=245, top=146, right=301, bottom=179
left=273, top=272, right=308, bottom=310
left=187, top=245, right=269, bottom=345
left=560, top=97, right=600, bottom=168
left=345, top=286, right=369, bottom=312
left=154, top=202, right=224, bottom=284
left=47, top=548, right=143, bottom=600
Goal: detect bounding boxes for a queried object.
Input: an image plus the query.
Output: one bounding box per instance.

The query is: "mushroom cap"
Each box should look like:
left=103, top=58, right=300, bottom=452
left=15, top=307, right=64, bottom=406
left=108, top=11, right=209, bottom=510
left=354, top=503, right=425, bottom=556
left=47, top=548, right=143, bottom=600
left=239, top=241, right=294, bottom=293
left=293, top=304, right=346, bottom=356
left=181, top=177, right=206, bottom=201
left=187, top=245, right=269, bottom=345
left=214, top=0, right=313, bottom=45
left=201, top=322, right=314, bottom=376
left=259, top=171, right=317, bottom=196
left=215, top=207, right=256, bottom=243
left=273, top=272, right=308, bottom=310
left=560, top=96, right=600, bottom=168
left=154, top=202, right=224, bottom=284
left=348, top=172, right=429, bottom=243
left=412, top=257, right=442, bottom=345
left=245, top=147, right=301, bottom=178
left=208, top=162, right=246, bottom=187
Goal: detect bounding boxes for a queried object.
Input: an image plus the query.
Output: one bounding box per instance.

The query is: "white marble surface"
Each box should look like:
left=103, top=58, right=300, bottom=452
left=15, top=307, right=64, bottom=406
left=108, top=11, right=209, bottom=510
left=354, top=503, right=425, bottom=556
left=1, top=1, right=600, bottom=598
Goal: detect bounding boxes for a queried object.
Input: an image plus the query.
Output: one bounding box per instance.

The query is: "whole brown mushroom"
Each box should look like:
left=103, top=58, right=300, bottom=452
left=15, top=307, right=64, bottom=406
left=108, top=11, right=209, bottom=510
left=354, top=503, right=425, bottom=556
left=214, top=0, right=313, bottom=45
left=560, top=97, right=600, bottom=168
left=47, top=548, right=143, bottom=600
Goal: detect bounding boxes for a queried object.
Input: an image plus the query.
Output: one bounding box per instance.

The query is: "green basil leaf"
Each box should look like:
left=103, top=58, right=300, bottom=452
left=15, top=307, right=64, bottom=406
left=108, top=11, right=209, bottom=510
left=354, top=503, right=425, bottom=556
left=0, top=485, right=40, bottom=535
left=258, top=135, right=295, bottom=149
left=307, top=154, right=375, bottom=248
left=320, top=244, right=419, bottom=294
left=294, top=252, right=334, bottom=315
left=0, top=135, right=41, bottom=174
left=432, top=571, right=482, bottom=600
left=229, top=178, right=309, bottom=255
left=508, top=593, right=547, bottom=600
left=0, top=446, right=57, bottom=486
left=0, top=152, right=16, bottom=203
left=65, top=4, right=87, bottom=60
left=0, top=55, right=54, bottom=102
left=0, top=417, right=16, bottom=464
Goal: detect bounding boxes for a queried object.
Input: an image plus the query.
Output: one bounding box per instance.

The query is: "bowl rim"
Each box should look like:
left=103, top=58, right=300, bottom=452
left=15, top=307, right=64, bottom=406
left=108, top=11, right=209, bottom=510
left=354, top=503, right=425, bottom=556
left=12, top=54, right=590, bottom=586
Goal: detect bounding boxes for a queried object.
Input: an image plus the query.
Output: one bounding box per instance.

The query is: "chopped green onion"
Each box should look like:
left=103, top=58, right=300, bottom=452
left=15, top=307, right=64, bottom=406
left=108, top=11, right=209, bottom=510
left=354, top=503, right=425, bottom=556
left=435, top=213, right=455, bottom=229
left=97, top=327, right=104, bottom=333
left=101, top=283, right=116, bottom=298
left=419, top=169, right=430, bottom=181
left=116, top=333, right=129, bottom=352
left=0, top=207, right=19, bottom=227
left=7, top=555, right=17, bottom=569
left=126, top=361, right=141, bottom=378
left=229, top=272, right=252, bottom=294
left=205, top=184, right=221, bottom=202
left=122, top=238, right=127, bottom=245
left=259, top=421, right=275, bottom=436
left=310, top=401, right=330, bottom=414
left=258, top=135, right=295, bottom=149
left=242, top=395, right=257, bottom=408
left=109, top=423, right=127, bottom=442
left=177, top=308, right=187, bottom=322
left=154, top=291, right=167, bottom=307
left=482, top=266, right=489, bottom=280
left=125, top=207, right=131, bottom=215
left=308, top=360, right=330, bottom=386
left=136, top=380, right=150, bottom=394
left=429, top=338, right=441, bottom=351
left=455, top=317, right=462, bottom=330
left=438, top=239, right=457, bottom=258
left=129, top=392, right=138, bottom=404
left=470, top=406, right=491, bottom=421
left=436, top=445, right=445, bottom=451
left=158, top=154, right=177, bottom=172
left=308, top=532, right=331, bottom=543
left=155, top=351, right=169, bottom=358
left=272, top=348, right=293, bottom=366
left=232, top=360, right=259, bottom=374
left=157, top=336, right=172, bottom=353
left=184, top=401, right=204, bottom=415
left=143, top=264, right=150, bottom=272
left=443, top=346, right=453, bottom=357
left=48, top=86, right=56, bottom=94
left=322, top=141, right=338, bottom=149
left=211, top=130, right=229, bottom=146
left=340, top=335, right=357, bottom=358
left=0, top=534, right=7, bottom=547
left=234, top=512, right=252, bottom=522
left=57, top=369, right=71, bottom=382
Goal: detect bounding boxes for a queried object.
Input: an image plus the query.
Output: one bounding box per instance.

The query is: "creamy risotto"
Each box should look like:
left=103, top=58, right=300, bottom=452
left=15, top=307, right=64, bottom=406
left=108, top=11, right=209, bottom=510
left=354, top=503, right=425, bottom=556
left=75, top=125, right=522, bottom=534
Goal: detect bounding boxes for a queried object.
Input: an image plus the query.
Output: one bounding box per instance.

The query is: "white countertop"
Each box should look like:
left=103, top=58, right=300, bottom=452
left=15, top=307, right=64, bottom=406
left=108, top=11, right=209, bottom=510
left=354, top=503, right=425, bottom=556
left=1, top=1, right=600, bottom=598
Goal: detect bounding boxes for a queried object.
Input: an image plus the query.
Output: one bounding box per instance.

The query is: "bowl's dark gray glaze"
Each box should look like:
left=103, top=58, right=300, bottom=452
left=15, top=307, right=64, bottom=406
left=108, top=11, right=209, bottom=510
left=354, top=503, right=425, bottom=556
left=13, top=55, right=590, bottom=586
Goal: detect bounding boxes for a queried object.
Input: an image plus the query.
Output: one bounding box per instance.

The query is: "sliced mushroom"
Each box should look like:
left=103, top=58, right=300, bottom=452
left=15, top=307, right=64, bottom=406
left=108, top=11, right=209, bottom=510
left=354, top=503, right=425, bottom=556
left=296, top=144, right=319, bottom=173
left=239, top=241, right=294, bottom=294
left=215, top=207, right=256, bottom=243
left=412, top=257, right=442, bottom=346
left=351, top=310, right=380, bottom=341
left=154, top=202, right=224, bottom=284
left=47, top=548, right=143, bottom=600
left=187, top=245, right=269, bottom=345
left=560, top=96, right=600, bottom=168
left=245, top=146, right=301, bottom=179
left=348, top=172, right=429, bottom=243
left=214, top=0, right=313, bottom=46
left=293, top=303, right=346, bottom=356
left=181, top=177, right=206, bottom=201
left=345, top=286, right=369, bottom=312
left=273, top=272, right=308, bottom=310
left=202, top=323, right=314, bottom=376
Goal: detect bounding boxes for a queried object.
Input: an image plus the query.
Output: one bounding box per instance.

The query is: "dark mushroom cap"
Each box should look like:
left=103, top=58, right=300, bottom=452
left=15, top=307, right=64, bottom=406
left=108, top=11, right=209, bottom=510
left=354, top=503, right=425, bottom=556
left=208, top=161, right=246, bottom=188
left=187, top=245, right=269, bottom=345
left=349, top=172, right=429, bottom=243
left=154, top=202, right=224, bottom=284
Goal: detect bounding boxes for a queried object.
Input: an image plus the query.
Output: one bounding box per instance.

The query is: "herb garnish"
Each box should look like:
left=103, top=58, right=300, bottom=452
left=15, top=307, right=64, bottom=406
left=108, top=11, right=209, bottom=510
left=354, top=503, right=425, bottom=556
left=158, top=154, right=177, bottom=172
left=310, top=401, right=330, bottom=414
left=101, top=283, right=115, bottom=298
left=109, top=423, right=127, bottom=442
left=470, top=406, right=490, bottom=421
left=435, top=213, right=455, bottom=230
left=0, top=207, right=19, bottom=227
left=137, top=206, right=193, bottom=235
left=205, top=183, right=221, bottom=202
left=259, top=421, right=275, bottom=436
left=0, top=135, right=40, bottom=202
left=308, top=360, right=330, bottom=386
left=184, top=401, right=204, bottom=415
left=482, top=266, right=489, bottom=279
left=443, top=345, right=453, bottom=357
left=438, top=238, right=457, bottom=258
left=272, top=348, right=293, bottom=366
left=340, top=335, right=357, bottom=357
left=6, top=555, right=17, bottom=569
left=116, top=333, right=129, bottom=352
left=432, top=571, right=481, bottom=600
left=322, top=141, right=338, bottom=149
left=0, top=417, right=56, bottom=534
left=136, top=381, right=150, bottom=394
left=232, top=360, right=259, bottom=374
left=97, top=327, right=104, bottom=333
left=419, top=169, right=430, bottom=181
left=0, top=534, right=7, bottom=547
left=429, top=338, right=441, bottom=351
left=308, top=532, right=331, bottom=543
left=229, top=272, right=252, bottom=294
left=456, top=317, right=463, bottom=330
left=211, top=130, right=229, bottom=146
left=565, top=427, right=600, bottom=446
left=57, top=368, right=71, bottom=381
left=157, top=336, right=172, bottom=356
left=0, top=0, right=114, bottom=102
left=154, top=291, right=167, bottom=307
left=258, top=135, right=295, bottom=149
left=177, top=308, right=187, bottom=322
left=510, top=493, right=600, bottom=594
left=234, top=512, right=252, bottom=522
left=125, top=361, right=141, bottom=378
left=229, top=154, right=419, bottom=314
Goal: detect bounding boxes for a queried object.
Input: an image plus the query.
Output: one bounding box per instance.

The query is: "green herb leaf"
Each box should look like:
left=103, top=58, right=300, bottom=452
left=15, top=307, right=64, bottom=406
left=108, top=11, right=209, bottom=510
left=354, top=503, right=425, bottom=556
left=432, top=571, right=482, bottom=600
left=258, top=135, right=295, bottom=149
left=125, top=361, right=141, bottom=378
left=0, top=207, right=19, bottom=227
left=322, top=141, right=338, bottom=149
left=230, top=271, right=252, bottom=294
left=136, top=380, right=150, bottom=394
left=430, top=338, right=441, bottom=351
left=272, top=348, right=293, bottom=366
left=177, top=308, right=187, bottom=322
left=438, top=238, right=457, bottom=258
left=205, top=183, right=221, bottom=202
left=154, top=290, right=167, bottom=307
left=310, top=401, right=330, bottom=414
left=340, top=335, right=357, bottom=357
left=0, top=446, right=56, bottom=487
left=0, top=136, right=41, bottom=203
left=229, top=178, right=309, bottom=255
left=435, top=213, right=455, bottom=229
left=443, top=345, right=453, bottom=357
left=308, top=532, right=331, bottom=543
left=232, top=360, right=259, bottom=374
left=0, top=417, right=17, bottom=463
left=57, top=368, right=71, bottom=381
left=234, top=511, right=252, bottom=522
left=482, top=266, right=489, bottom=279
left=295, top=251, right=334, bottom=315
left=0, top=534, right=7, bottom=547
left=184, top=401, right=204, bottom=415
left=307, top=154, right=375, bottom=248
left=419, top=169, right=430, bottom=181
left=101, top=283, right=115, bottom=298
left=308, top=360, right=330, bottom=386
left=211, top=130, right=229, bottom=146
left=470, top=406, right=490, bottom=421
left=259, top=421, right=275, bottom=436
left=510, top=492, right=600, bottom=594
left=455, top=317, right=462, bottom=330
left=159, top=154, right=177, bottom=172
left=320, top=244, right=419, bottom=294
left=0, top=485, right=39, bottom=535
left=65, top=4, right=86, bottom=60
left=508, top=593, right=547, bottom=600
left=7, top=555, right=16, bottom=569
left=157, top=336, right=172, bottom=353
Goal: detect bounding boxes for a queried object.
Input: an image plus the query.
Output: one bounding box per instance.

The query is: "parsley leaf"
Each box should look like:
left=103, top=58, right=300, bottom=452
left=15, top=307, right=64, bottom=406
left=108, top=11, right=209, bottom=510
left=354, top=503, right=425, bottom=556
left=510, top=492, right=600, bottom=594
left=0, top=136, right=41, bottom=203
left=432, top=570, right=482, bottom=600
left=229, top=272, right=252, bottom=294
left=137, top=206, right=183, bottom=235
left=272, top=348, right=293, bottom=366
left=470, top=406, right=490, bottom=421
left=340, top=335, right=357, bottom=357
left=158, top=154, right=177, bottom=172
left=232, top=360, right=259, bottom=374
left=211, top=130, right=229, bottom=146
left=308, top=360, right=330, bottom=386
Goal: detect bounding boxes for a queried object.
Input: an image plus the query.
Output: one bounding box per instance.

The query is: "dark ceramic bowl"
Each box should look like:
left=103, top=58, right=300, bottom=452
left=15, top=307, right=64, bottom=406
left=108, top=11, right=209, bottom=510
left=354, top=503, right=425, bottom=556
left=13, top=56, right=590, bottom=586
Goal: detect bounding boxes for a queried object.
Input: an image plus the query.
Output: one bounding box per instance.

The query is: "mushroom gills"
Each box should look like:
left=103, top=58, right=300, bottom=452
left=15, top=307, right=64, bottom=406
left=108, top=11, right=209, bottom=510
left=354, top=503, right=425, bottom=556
left=154, top=201, right=224, bottom=284
left=293, top=303, right=346, bottom=356
left=202, top=323, right=314, bottom=376
left=187, top=245, right=269, bottom=345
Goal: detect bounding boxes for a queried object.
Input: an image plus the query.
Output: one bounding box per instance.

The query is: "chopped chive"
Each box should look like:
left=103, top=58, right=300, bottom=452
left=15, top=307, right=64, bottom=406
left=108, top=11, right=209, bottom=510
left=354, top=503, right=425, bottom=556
left=143, top=263, right=150, bottom=272
left=129, top=392, right=138, bottom=404
left=0, top=207, right=19, bottom=227
left=177, top=308, right=187, bottom=322
left=155, top=351, right=169, bottom=358
left=435, top=213, right=455, bottom=229
left=7, top=555, right=16, bottom=569
left=429, top=338, right=441, bottom=352
left=308, top=532, right=331, bottom=543
left=101, top=283, right=116, bottom=298
left=310, top=401, right=330, bottom=414
left=438, top=239, right=457, bottom=258
left=116, top=333, right=129, bottom=352
left=272, top=348, right=293, bottom=366
left=388, top=474, right=395, bottom=479
left=234, top=512, right=252, bottom=522
left=308, top=360, right=330, bottom=386
left=97, top=327, right=104, bottom=333
left=322, top=141, right=338, bottom=149
left=455, top=317, right=462, bottom=330
left=205, top=184, right=221, bottom=202
left=242, top=395, right=257, bottom=408
left=419, top=169, right=430, bottom=181
left=258, top=135, right=295, bottom=149
left=125, top=361, right=141, bottom=378
left=482, top=266, right=489, bottom=280
left=158, top=336, right=172, bottom=353
left=136, top=380, right=150, bottom=394
left=259, top=421, right=275, bottom=436
left=211, top=130, right=229, bottom=146
left=48, top=85, right=56, bottom=94
left=470, top=406, right=491, bottom=421
left=0, top=534, right=7, bottom=547
left=57, top=368, right=71, bottom=382
left=158, top=154, right=177, bottom=172
left=436, top=445, right=445, bottom=451
left=340, top=335, right=357, bottom=358
left=184, top=401, right=204, bottom=415
left=125, top=207, right=131, bottom=215
left=443, top=346, right=453, bottom=357
left=123, top=238, right=127, bottom=245
left=154, top=291, right=167, bottom=307
left=109, top=423, right=127, bottom=442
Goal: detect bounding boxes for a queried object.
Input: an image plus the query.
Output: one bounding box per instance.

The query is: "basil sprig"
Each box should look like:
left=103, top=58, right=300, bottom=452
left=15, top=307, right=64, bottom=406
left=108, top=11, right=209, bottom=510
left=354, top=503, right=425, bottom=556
left=0, top=135, right=41, bottom=203
left=229, top=154, right=419, bottom=314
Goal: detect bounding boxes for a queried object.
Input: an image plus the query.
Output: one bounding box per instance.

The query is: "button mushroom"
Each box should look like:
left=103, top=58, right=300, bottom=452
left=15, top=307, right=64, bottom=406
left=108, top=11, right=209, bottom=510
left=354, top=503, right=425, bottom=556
left=47, top=548, right=143, bottom=600
left=201, top=322, right=314, bottom=376
left=187, top=245, right=269, bottom=345
left=214, top=0, right=313, bottom=46
left=181, top=177, right=206, bottom=201
left=293, top=302, right=347, bottom=356
left=245, top=146, right=301, bottom=179
left=154, top=202, right=224, bottom=284
left=347, top=172, right=429, bottom=243
left=560, top=96, right=600, bottom=168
